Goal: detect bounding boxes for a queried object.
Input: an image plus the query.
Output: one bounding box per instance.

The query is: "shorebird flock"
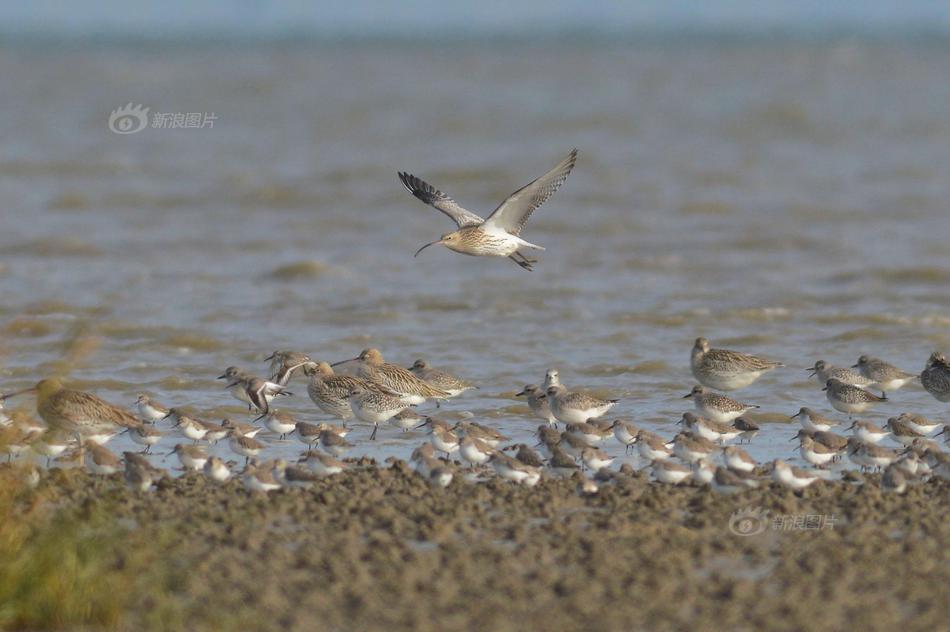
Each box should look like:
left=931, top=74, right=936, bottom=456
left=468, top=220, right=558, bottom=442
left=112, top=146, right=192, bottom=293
left=1, top=341, right=948, bottom=495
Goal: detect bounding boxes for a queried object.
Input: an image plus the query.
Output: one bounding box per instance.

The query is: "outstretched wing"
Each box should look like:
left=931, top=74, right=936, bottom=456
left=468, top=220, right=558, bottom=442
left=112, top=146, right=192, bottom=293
left=397, top=172, right=485, bottom=228
left=483, top=149, right=577, bottom=236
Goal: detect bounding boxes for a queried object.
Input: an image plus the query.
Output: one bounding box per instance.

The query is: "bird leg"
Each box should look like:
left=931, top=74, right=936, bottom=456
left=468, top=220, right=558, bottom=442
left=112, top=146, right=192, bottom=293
left=370, top=424, right=378, bottom=441
left=508, top=254, right=534, bottom=271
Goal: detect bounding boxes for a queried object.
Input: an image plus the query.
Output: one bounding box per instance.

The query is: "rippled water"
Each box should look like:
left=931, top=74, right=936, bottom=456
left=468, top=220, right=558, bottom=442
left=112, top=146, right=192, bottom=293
left=1, top=39, right=948, bottom=472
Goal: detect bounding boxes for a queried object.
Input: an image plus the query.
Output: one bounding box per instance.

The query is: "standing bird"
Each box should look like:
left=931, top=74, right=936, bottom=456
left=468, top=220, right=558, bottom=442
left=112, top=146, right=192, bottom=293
left=822, top=378, right=886, bottom=416
left=852, top=355, right=916, bottom=395
left=408, top=359, right=476, bottom=403
left=347, top=384, right=411, bottom=441
left=5, top=378, right=140, bottom=440
left=683, top=386, right=758, bottom=424
left=334, top=348, right=448, bottom=405
left=920, top=352, right=950, bottom=403
left=543, top=384, right=618, bottom=425
left=515, top=384, right=558, bottom=427
left=398, top=149, right=577, bottom=270
left=690, top=337, right=782, bottom=391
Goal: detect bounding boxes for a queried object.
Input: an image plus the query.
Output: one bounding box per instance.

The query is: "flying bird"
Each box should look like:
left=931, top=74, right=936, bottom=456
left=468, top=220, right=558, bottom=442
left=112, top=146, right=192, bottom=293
left=398, top=149, right=577, bottom=270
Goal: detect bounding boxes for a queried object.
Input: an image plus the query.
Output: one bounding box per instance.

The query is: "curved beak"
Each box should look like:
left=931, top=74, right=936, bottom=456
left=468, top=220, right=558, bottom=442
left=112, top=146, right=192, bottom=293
left=414, top=239, right=443, bottom=258
left=0, top=386, right=37, bottom=401
left=330, top=358, right=358, bottom=368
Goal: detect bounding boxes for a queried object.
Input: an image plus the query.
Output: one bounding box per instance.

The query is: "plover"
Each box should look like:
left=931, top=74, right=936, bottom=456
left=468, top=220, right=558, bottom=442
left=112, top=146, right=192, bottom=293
left=852, top=355, right=916, bottom=395
left=136, top=394, right=169, bottom=423
left=920, top=352, right=950, bottom=402
left=399, top=149, right=577, bottom=270
left=822, top=379, right=886, bottom=416
left=651, top=459, right=692, bottom=485
left=542, top=369, right=562, bottom=389
left=683, top=386, right=758, bottom=424
left=808, top=361, right=874, bottom=388
left=690, top=337, right=782, bottom=391
left=543, top=384, right=618, bottom=425
left=347, top=384, right=411, bottom=440
left=515, top=384, right=558, bottom=427
left=335, top=348, right=449, bottom=405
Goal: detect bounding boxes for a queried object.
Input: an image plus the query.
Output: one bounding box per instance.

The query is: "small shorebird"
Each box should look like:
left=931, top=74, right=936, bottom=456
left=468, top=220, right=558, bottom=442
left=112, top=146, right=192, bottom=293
left=722, top=446, right=757, bottom=473
left=390, top=408, right=424, bottom=432
left=712, top=467, right=757, bottom=494
left=683, top=386, right=758, bottom=424
left=506, top=443, right=544, bottom=468
left=429, top=424, right=461, bottom=456
left=347, top=384, right=411, bottom=440
left=651, top=459, right=692, bottom=485
left=885, top=417, right=925, bottom=447
left=852, top=355, right=916, bottom=395
left=489, top=452, right=541, bottom=486
left=847, top=420, right=890, bottom=445
left=790, top=407, right=839, bottom=433
left=454, top=421, right=508, bottom=447
left=849, top=441, right=900, bottom=471
left=334, top=349, right=448, bottom=405
left=459, top=436, right=496, bottom=465
left=692, top=459, right=716, bottom=485
left=31, top=430, right=72, bottom=466
left=317, top=430, right=352, bottom=457
left=515, top=384, right=558, bottom=427
left=678, top=412, right=740, bottom=444
left=881, top=465, right=907, bottom=494
left=266, top=351, right=313, bottom=386
left=548, top=446, right=581, bottom=477
left=272, top=459, right=322, bottom=488
left=126, top=424, right=163, bottom=453
left=822, top=378, right=886, bottom=416
left=637, top=430, right=673, bottom=461
left=228, top=430, right=265, bottom=465
left=136, top=395, right=169, bottom=423
left=672, top=432, right=719, bottom=463
left=920, top=352, right=950, bottom=402
left=221, top=418, right=263, bottom=438
left=218, top=367, right=290, bottom=413
left=300, top=450, right=347, bottom=476
left=772, top=460, right=819, bottom=490
left=5, top=378, right=141, bottom=440
left=581, top=446, right=614, bottom=472
left=170, top=443, right=208, bottom=471
left=543, top=384, right=618, bottom=425
left=808, top=361, right=874, bottom=388
left=408, top=359, right=476, bottom=402
left=399, top=149, right=577, bottom=271
left=164, top=410, right=208, bottom=443
left=293, top=421, right=322, bottom=448
left=535, top=425, right=561, bottom=458
left=563, top=421, right=611, bottom=446
left=733, top=418, right=759, bottom=444
left=557, top=433, right=588, bottom=459
left=790, top=429, right=848, bottom=454
left=797, top=436, right=838, bottom=468
left=690, top=337, right=782, bottom=391
left=896, top=412, right=941, bottom=435
left=241, top=462, right=282, bottom=493
left=124, top=453, right=162, bottom=491
left=261, top=410, right=297, bottom=440
left=83, top=441, right=122, bottom=475
left=610, top=419, right=639, bottom=453
left=203, top=456, right=232, bottom=483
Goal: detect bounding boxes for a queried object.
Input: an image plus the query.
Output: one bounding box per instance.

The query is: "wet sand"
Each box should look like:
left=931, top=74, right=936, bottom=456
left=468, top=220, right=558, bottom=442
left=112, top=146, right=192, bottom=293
left=4, top=463, right=947, bottom=631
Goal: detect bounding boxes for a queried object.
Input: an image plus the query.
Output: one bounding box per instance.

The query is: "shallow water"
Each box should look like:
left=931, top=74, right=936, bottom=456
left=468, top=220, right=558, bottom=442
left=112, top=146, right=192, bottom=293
left=1, top=39, right=948, bottom=472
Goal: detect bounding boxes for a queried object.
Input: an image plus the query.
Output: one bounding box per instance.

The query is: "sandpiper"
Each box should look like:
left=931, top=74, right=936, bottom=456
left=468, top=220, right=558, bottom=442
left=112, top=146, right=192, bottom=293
left=294, top=421, right=322, bottom=448
left=543, top=384, right=618, bottom=425
left=454, top=421, right=508, bottom=447
left=854, top=442, right=900, bottom=471
left=733, top=418, right=759, bottom=444
left=408, top=360, right=476, bottom=401
left=848, top=420, right=890, bottom=445
left=136, top=394, right=169, bottom=423
left=347, top=384, right=411, bottom=440
left=895, top=412, right=941, bottom=436
left=300, top=450, right=347, bottom=476
left=790, top=407, right=840, bottom=433
left=170, top=444, right=208, bottom=471
left=221, top=418, right=263, bottom=438
left=507, top=443, right=545, bottom=468
left=390, top=409, right=424, bottom=432
left=515, top=384, right=558, bottom=427
left=885, top=417, right=925, bottom=447
left=262, top=410, right=298, bottom=440
left=318, top=429, right=352, bottom=457
left=772, top=459, right=819, bottom=490
left=791, top=429, right=849, bottom=454
left=241, top=463, right=282, bottom=493
left=399, top=149, right=577, bottom=270
left=428, top=424, right=460, bottom=455
left=203, top=456, right=231, bottom=483
left=31, top=430, right=72, bottom=466
left=127, top=424, right=163, bottom=453
left=7, top=378, right=141, bottom=440
left=335, top=348, right=449, bottom=406
left=672, top=432, right=719, bottom=463
left=636, top=430, right=673, bottom=461
left=429, top=465, right=454, bottom=488
left=722, top=446, right=757, bottom=472
left=852, top=355, right=916, bottom=395
left=557, top=433, right=589, bottom=459
left=83, top=441, right=121, bottom=475
left=808, top=361, right=874, bottom=388
left=797, top=435, right=838, bottom=468
left=535, top=425, right=561, bottom=457
left=229, top=430, right=265, bottom=464
left=920, top=352, right=950, bottom=402
left=881, top=465, right=907, bottom=494
left=218, top=367, right=289, bottom=410
left=548, top=446, right=581, bottom=477
left=712, top=467, right=756, bottom=494
left=823, top=379, right=886, bottom=416
left=581, top=446, right=614, bottom=472
left=650, top=459, right=692, bottom=485
left=678, top=412, right=740, bottom=444
left=691, top=459, right=716, bottom=485
left=563, top=421, right=612, bottom=446
left=0, top=423, right=43, bottom=461
left=165, top=411, right=208, bottom=443
left=268, top=352, right=313, bottom=386
left=690, top=337, right=782, bottom=391
left=459, top=436, right=495, bottom=465
left=489, top=452, right=541, bottom=486
left=124, top=454, right=161, bottom=491
left=683, top=386, right=758, bottom=424
left=610, top=419, right=639, bottom=453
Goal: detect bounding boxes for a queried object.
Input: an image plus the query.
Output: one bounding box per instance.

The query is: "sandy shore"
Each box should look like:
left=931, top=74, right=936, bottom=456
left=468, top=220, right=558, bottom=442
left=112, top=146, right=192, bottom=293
left=2, top=462, right=948, bottom=631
